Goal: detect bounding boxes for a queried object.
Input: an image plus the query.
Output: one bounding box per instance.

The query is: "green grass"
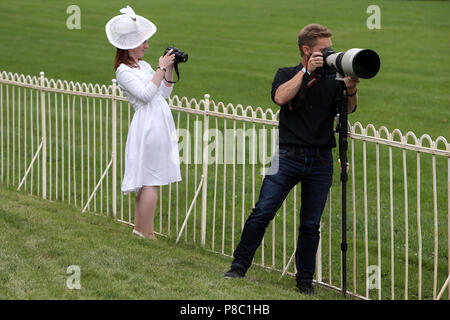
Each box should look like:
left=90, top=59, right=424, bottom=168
left=0, top=185, right=345, bottom=300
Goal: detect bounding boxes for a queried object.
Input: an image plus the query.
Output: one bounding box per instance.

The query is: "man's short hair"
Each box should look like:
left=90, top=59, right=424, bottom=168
left=298, top=24, right=332, bottom=56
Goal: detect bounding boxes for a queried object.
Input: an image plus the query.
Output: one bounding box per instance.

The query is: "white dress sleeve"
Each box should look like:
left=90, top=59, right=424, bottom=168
left=160, top=82, right=174, bottom=99
left=116, top=67, right=158, bottom=103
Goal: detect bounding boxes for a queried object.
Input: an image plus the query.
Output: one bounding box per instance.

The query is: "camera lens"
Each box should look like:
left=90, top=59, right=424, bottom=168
left=177, top=52, right=188, bottom=63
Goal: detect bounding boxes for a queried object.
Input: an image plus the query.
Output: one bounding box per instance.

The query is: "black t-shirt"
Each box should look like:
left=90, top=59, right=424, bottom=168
left=271, top=63, right=347, bottom=148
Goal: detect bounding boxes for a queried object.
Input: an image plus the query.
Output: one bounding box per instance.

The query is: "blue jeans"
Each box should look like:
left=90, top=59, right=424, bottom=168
left=230, top=145, right=333, bottom=284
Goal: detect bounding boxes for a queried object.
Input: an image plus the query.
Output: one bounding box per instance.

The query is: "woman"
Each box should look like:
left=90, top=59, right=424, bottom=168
left=106, top=6, right=181, bottom=240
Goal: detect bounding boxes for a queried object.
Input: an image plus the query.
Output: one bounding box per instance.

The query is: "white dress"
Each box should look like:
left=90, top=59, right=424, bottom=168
left=116, top=60, right=181, bottom=194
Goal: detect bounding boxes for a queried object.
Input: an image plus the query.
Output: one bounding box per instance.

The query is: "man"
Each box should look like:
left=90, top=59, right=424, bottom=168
left=224, top=24, right=359, bottom=295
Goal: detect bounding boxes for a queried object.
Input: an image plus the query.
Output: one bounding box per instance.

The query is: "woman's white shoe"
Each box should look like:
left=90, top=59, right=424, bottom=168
left=132, top=229, right=146, bottom=238
left=132, top=229, right=157, bottom=240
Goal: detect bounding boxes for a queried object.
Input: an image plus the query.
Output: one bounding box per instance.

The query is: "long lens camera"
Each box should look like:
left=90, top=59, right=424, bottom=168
left=321, top=47, right=380, bottom=79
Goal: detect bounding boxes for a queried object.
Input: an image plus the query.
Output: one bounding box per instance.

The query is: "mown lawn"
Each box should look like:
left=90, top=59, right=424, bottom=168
left=0, top=185, right=345, bottom=300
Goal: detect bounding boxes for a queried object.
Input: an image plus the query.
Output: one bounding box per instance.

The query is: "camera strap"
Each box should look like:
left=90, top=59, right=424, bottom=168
left=164, top=63, right=181, bottom=84
left=307, top=74, right=320, bottom=88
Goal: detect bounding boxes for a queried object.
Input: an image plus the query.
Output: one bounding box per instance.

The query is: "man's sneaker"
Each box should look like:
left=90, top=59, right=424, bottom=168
left=297, top=282, right=315, bottom=296
left=224, top=268, right=245, bottom=278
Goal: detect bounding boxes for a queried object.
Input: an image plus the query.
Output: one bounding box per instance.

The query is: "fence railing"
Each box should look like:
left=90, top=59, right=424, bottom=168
left=1, top=70, right=449, bottom=300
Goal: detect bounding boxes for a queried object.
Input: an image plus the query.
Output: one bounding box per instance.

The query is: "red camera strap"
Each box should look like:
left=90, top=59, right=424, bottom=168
left=307, top=74, right=320, bottom=88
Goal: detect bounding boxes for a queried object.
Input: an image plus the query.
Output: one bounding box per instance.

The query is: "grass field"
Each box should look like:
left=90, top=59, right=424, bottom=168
left=0, top=185, right=346, bottom=300
left=0, top=0, right=449, bottom=300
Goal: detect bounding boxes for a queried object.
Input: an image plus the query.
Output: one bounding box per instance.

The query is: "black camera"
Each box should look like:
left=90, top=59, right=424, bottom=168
left=164, top=46, right=188, bottom=64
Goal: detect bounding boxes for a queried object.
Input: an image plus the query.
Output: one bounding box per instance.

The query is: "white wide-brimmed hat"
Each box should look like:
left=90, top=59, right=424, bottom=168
left=105, top=5, right=157, bottom=50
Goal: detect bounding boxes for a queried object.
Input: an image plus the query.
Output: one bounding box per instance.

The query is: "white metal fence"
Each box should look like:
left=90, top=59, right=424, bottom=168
left=1, top=70, right=449, bottom=300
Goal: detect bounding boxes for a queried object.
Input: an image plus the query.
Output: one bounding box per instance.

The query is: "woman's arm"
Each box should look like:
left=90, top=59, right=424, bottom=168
left=163, top=65, right=174, bottom=87
left=116, top=51, right=175, bottom=102
left=159, top=66, right=174, bottom=99
left=116, top=69, right=159, bottom=102
left=151, top=49, right=175, bottom=88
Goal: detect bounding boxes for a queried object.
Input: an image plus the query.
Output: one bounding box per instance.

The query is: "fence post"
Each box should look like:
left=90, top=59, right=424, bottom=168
left=40, top=71, right=47, bottom=199
left=111, top=79, right=117, bottom=219
left=200, top=94, right=210, bottom=246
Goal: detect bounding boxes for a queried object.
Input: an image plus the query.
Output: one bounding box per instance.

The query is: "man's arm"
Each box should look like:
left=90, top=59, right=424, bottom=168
left=274, top=52, right=324, bottom=106
left=273, top=70, right=307, bottom=105
left=344, top=76, right=360, bottom=113
left=347, top=90, right=358, bottom=113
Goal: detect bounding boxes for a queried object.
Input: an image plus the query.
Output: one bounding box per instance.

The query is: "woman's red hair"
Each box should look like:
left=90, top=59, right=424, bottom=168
left=114, top=48, right=140, bottom=70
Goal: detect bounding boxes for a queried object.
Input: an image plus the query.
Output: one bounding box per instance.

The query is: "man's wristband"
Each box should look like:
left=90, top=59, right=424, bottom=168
left=157, top=66, right=167, bottom=73
left=347, top=89, right=357, bottom=97
left=301, top=67, right=310, bottom=75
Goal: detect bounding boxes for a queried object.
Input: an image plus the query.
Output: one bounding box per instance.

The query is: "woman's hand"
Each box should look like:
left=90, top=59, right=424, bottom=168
left=152, top=49, right=175, bottom=88
left=158, top=49, right=175, bottom=69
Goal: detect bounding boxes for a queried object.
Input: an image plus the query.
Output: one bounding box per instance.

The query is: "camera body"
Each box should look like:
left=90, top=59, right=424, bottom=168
left=164, top=46, right=188, bottom=64
left=320, top=47, right=380, bottom=79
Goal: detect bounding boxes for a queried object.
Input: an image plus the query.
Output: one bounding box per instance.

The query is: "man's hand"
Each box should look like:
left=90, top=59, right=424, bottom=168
left=306, top=52, right=324, bottom=74
left=343, top=76, right=360, bottom=94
